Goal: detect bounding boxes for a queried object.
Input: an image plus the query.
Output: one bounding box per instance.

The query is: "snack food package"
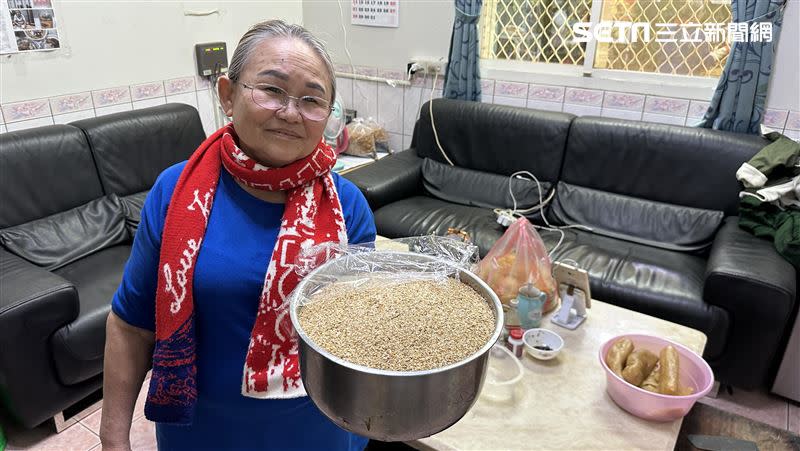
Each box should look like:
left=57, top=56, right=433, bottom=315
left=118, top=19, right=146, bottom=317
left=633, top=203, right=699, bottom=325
left=344, top=117, right=391, bottom=157
left=475, top=217, right=558, bottom=312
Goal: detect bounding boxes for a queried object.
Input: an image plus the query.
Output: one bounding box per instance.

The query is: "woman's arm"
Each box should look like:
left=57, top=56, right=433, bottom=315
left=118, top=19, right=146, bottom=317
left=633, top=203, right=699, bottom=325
left=100, top=312, right=154, bottom=451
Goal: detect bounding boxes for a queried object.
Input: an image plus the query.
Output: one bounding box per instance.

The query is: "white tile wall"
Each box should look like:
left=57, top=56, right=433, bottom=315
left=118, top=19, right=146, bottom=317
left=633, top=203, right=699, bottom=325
left=526, top=99, right=563, bottom=112
left=386, top=132, right=403, bottom=153
left=95, top=103, right=133, bottom=116
left=166, top=92, right=198, bottom=109
left=6, top=116, right=54, bottom=131
left=642, top=112, right=688, bottom=125
left=377, top=84, right=404, bottom=134
left=601, top=108, right=643, bottom=121
left=492, top=96, right=526, bottom=107
left=353, top=80, right=378, bottom=120
left=132, top=97, right=167, bottom=110
left=52, top=109, right=96, bottom=124
left=563, top=104, right=602, bottom=116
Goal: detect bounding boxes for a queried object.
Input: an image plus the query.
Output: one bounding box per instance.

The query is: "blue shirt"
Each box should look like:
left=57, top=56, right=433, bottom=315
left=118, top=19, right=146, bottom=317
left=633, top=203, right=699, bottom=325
left=112, top=161, right=375, bottom=451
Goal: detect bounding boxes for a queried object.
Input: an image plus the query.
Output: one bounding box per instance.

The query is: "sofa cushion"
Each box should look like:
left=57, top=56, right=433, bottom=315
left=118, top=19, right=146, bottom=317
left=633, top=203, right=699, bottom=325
left=51, top=244, right=132, bottom=385
left=0, top=195, right=129, bottom=270
left=120, top=190, right=149, bottom=235
left=540, top=229, right=729, bottom=359
left=562, top=117, right=768, bottom=216
left=71, top=103, right=205, bottom=196
left=414, top=98, right=573, bottom=182
left=0, top=125, right=104, bottom=228
left=550, top=182, right=724, bottom=252
left=374, top=196, right=505, bottom=257
left=422, top=158, right=551, bottom=211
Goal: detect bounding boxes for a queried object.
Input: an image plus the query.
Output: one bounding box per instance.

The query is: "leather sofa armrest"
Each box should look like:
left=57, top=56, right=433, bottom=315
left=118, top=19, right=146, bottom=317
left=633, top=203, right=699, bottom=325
left=342, top=149, right=424, bottom=211
left=0, top=248, right=80, bottom=426
left=0, top=248, right=77, bottom=316
left=703, top=217, right=797, bottom=388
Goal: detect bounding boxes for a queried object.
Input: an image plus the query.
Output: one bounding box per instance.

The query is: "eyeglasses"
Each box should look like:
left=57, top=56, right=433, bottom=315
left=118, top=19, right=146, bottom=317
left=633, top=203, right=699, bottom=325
left=239, top=82, right=332, bottom=122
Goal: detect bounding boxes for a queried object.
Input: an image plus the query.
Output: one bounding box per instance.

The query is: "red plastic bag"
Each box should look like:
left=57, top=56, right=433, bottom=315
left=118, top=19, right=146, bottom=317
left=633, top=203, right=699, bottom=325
left=476, top=217, right=558, bottom=313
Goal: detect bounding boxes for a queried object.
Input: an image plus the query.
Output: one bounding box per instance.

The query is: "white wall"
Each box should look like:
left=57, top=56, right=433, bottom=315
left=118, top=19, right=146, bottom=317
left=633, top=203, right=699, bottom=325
left=764, top=0, right=800, bottom=112
left=302, top=0, right=452, bottom=72
left=1, top=0, right=304, bottom=103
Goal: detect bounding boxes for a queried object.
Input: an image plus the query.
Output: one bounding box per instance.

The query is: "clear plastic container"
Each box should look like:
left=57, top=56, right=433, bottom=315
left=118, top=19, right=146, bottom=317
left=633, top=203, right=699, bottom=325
left=480, top=344, right=524, bottom=403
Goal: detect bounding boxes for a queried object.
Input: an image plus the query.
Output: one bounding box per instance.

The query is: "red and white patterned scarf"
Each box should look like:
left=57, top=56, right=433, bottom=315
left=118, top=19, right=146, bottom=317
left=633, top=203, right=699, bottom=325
left=145, top=124, right=346, bottom=424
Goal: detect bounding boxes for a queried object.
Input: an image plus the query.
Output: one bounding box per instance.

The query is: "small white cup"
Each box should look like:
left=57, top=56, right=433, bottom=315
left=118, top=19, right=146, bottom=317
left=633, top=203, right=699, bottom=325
left=523, top=328, right=564, bottom=360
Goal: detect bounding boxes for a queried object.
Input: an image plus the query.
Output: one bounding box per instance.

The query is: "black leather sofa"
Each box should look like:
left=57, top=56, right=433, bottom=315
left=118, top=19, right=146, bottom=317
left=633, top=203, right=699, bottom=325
left=344, top=98, right=797, bottom=390
left=0, top=104, right=205, bottom=428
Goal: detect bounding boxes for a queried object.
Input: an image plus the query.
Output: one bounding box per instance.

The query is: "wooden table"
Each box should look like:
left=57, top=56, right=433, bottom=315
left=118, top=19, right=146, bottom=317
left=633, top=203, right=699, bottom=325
left=409, top=300, right=707, bottom=451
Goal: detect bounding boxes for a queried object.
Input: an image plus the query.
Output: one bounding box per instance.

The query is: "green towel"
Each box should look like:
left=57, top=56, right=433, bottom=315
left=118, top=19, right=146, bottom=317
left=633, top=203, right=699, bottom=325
left=0, top=422, right=6, bottom=451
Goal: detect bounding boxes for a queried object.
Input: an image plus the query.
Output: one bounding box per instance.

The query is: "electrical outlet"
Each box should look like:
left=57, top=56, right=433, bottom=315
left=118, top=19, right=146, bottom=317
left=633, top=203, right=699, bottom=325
left=409, top=58, right=447, bottom=75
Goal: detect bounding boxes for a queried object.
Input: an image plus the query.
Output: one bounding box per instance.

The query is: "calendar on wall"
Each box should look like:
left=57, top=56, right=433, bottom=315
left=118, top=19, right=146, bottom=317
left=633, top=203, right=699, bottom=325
left=351, top=0, right=398, bottom=28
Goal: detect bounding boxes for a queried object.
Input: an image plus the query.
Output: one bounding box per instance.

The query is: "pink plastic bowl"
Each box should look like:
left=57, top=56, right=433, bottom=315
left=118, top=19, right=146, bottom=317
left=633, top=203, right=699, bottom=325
left=599, top=334, right=714, bottom=422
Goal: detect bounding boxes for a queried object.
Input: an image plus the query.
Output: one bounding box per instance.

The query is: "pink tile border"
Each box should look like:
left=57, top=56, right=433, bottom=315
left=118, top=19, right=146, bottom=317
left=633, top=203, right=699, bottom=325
left=762, top=109, right=788, bottom=129
left=495, top=81, right=528, bottom=98
left=564, top=88, right=604, bottom=106
left=354, top=66, right=377, bottom=77
left=528, top=84, right=564, bottom=102
left=195, top=75, right=212, bottom=90
left=688, top=100, right=710, bottom=119
left=131, top=81, right=165, bottom=101
left=785, top=111, right=800, bottom=130
left=644, top=96, right=690, bottom=116
left=164, top=76, right=196, bottom=95
left=1, top=99, right=51, bottom=122
left=92, top=86, right=131, bottom=107
left=602, top=92, right=645, bottom=111
left=334, top=63, right=354, bottom=74
left=49, top=92, right=93, bottom=114
left=378, top=68, right=406, bottom=80
left=481, top=79, right=495, bottom=97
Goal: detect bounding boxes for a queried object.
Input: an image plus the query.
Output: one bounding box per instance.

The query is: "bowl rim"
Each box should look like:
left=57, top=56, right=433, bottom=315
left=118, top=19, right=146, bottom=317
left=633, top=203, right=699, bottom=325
left=289, top=250, right=505, bottom=377
left=598, top=333, right=715, bottom=399
left=522, top=328, right=564, bottom=353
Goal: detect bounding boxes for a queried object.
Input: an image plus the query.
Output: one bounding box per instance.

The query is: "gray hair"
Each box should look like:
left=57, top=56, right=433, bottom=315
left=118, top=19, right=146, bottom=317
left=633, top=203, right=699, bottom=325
left=228, top=19, right=336, bottom=103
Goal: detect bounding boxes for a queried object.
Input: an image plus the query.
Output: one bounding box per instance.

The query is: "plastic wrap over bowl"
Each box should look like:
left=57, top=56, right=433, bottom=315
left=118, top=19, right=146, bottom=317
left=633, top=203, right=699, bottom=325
left=289, top=251, right=504, bottom=441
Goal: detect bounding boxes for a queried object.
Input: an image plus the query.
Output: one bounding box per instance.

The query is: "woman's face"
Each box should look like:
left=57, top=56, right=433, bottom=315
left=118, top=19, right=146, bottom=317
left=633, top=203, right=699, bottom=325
left=219, top=37, right=332, bottom=168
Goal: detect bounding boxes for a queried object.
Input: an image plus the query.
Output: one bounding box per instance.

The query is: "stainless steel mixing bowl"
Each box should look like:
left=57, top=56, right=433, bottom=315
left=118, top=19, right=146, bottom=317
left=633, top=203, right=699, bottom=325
left=289, top=251, right=503, bottom=441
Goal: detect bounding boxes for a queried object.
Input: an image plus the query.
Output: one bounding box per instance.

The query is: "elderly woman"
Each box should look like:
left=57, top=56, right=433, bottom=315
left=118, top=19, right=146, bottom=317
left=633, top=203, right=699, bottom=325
left=100, top=20, right=375, bottom=451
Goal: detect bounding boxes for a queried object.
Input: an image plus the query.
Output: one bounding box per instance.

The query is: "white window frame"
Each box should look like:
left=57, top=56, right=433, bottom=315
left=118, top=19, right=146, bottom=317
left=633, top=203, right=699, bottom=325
left=479, top=0, right=722, bottom=100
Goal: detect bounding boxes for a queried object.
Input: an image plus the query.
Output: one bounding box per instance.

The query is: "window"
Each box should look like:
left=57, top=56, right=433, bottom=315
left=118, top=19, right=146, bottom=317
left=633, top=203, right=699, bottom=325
left=479, top=0, right=732, bottom=77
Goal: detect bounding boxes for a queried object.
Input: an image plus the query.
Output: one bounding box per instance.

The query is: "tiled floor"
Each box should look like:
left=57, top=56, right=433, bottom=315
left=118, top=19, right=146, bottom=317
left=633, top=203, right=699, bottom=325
left=2, top=378, right=155, bottom=451
left=2, top=382, right=798, bottom=450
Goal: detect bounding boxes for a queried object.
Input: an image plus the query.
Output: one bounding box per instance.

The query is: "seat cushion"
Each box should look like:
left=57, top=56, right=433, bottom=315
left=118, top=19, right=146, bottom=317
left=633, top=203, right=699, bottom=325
left=374, top=196, right=505, bottom=257
left=50, top=244, right=132, bottom=385
left=540, top=229, right=729, bottom=359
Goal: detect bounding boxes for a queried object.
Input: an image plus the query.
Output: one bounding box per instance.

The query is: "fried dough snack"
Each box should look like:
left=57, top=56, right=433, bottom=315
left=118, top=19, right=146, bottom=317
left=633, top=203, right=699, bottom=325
left=622, top=349, right=659, bottom=387
left=641, top=362, right=661, bottom=393
left=605, top=338, right=635, bottom=377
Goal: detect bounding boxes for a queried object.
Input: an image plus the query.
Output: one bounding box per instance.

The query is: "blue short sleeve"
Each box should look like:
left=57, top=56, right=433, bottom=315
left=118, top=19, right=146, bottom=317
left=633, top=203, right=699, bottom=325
left=335, top=174, right=376, bottom=245
left=111, top=163, right=184, bottom=331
